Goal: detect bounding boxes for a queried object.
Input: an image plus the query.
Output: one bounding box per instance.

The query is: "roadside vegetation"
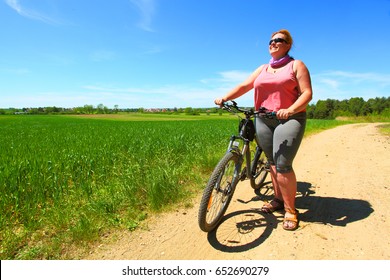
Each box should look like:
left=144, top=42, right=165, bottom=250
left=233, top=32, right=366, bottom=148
left=1, top=109, right=388, bottom=259
left=1, top=96, right=389, bottom=120
left=378, top=123, right=390, bottom=136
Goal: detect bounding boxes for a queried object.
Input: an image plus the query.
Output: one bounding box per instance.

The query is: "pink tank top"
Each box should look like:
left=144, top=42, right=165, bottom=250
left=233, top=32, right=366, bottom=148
left=254, top=60, right=302, bottom=112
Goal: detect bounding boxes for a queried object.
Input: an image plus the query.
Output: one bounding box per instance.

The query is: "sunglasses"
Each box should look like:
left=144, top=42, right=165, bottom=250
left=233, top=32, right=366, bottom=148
left=269, top=38, right=287, bottom=45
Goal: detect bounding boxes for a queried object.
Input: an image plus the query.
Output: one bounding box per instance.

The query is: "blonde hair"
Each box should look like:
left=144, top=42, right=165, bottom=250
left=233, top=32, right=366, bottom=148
left=271, top=29, right=293, bottom=45
left=272, top=29, right=293, bottom=54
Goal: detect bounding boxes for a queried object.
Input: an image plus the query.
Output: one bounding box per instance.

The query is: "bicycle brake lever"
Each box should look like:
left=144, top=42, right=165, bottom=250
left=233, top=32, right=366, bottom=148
left=269, top=111, right=277, bottom=118
left=258, top=108, right=277, bottom=118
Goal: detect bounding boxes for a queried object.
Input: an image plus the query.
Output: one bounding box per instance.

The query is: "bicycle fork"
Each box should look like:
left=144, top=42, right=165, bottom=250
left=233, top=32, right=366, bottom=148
left=227, top=135, right=251, bottom=182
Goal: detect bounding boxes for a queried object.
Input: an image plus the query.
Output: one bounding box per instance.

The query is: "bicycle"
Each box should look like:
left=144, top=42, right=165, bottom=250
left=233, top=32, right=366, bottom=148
left=198, top=101, right=276, bottom=232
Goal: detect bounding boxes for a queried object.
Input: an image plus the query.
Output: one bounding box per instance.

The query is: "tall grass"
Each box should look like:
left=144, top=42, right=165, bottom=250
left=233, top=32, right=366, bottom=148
left=0, top=114, right=353, bottom=259
left=0, top=115, right=236, bottom=259
left=304, top=119, right=353, bottom=136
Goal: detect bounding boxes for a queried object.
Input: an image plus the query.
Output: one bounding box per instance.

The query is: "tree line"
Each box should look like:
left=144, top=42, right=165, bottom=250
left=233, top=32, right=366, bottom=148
left=306, top=96, right=389, bottom=119
left=1, top=96, right=389, bottom=119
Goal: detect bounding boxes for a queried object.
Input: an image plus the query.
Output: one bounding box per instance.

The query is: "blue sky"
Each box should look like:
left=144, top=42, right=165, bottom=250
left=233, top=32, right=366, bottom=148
left=1, top=0, right=390, bottom=109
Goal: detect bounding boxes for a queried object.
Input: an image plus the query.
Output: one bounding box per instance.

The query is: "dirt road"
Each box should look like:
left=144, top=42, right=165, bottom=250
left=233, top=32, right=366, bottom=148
left=86, top=123, right=390, bottom=260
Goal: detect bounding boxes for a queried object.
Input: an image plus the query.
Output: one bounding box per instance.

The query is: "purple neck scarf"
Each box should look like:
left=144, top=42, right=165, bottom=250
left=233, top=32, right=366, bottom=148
left=269, top=55, right=293, bottom=68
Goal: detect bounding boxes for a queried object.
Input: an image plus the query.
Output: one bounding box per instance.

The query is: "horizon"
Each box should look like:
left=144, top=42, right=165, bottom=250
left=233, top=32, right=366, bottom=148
left=2, top=95, right=388, bottom=111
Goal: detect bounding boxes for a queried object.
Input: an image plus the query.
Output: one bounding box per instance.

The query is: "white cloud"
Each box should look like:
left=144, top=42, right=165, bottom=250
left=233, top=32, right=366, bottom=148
left=81, top=70, right=254, bottom=108
left=5, top=0, right=60, bottom=24
left=89, top=50, right=116, bottom=62
left=219, top=70, right=252, bottom=83
left=81, top=70, right=390, bottom=107
left=327, top=71, right=390, bottom=84
left=311, top=71, right=390, bottom=102
left=129, top=0, right=156, bottom=32
left=317, top=78, right=339, bottom=90
left=201, top=70, right=251, bottom=86
left=0, top=67, right=30, bottom=75
left=143, top=46, right=163, bottom=54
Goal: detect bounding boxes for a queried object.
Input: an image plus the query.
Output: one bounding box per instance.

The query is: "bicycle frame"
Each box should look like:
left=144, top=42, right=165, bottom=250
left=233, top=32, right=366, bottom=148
left=227, top=122, right=264, bottom=189
left=224, top=101, right=273, bottom=189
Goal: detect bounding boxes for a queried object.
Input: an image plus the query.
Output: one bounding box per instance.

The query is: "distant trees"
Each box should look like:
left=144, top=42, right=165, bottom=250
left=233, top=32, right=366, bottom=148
left=1, top=96, right=389, bottom=119
left=307, top=97, right=390, bottom=119
left=184, top=107, right=201, bottom=115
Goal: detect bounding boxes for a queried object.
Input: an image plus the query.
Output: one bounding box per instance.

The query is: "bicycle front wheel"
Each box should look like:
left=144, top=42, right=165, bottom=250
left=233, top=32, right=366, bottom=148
left=198, top=151, right=241, bottom=232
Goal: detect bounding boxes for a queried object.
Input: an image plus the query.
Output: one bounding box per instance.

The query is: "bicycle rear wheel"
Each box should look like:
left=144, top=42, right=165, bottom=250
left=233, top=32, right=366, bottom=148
left=251, top=147, right=269, bottom=190
left=252, top=159, right=269, bottom=189
left=198, top=151, right=241, bottom=232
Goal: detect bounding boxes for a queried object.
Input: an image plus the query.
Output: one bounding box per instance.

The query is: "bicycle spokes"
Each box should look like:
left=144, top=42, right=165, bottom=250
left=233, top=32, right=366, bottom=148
left=206, top=185, right=231, bottom=222
left=206, top=164, right=235, bottom=219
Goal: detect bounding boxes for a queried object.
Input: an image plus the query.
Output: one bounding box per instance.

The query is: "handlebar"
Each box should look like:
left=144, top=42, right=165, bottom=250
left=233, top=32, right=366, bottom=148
left=221, top=101, right=276, bottom=119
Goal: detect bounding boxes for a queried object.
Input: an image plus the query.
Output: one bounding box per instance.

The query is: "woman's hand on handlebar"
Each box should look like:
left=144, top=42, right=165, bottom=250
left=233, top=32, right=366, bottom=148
left=214, top=97, right=226, bottom=106
left=276, top=108, right=294, bottom=120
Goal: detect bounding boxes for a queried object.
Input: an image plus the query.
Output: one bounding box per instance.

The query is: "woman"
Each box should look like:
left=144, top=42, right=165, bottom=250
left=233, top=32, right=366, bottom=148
left=214, top=29, right=312, bottom=231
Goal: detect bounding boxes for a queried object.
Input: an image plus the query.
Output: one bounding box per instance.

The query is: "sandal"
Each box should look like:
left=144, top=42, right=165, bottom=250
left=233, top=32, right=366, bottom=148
left=261, top=198, right=284, bottom=213
left=283, top=208, right=299, bottom=231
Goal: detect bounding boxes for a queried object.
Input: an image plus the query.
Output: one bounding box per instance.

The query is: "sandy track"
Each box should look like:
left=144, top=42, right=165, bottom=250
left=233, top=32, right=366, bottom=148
left=86, top=123, right=390, bottom=260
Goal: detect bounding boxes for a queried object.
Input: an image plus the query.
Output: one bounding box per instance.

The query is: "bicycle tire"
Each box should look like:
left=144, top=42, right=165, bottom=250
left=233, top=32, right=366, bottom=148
left=198, top=151, right=241, bottom=232
left=251, top=158, right=269, bottom=190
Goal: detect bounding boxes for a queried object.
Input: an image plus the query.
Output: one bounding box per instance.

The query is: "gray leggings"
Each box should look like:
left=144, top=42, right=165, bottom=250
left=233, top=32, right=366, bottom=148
left=255, top=112, right=306, bottom=173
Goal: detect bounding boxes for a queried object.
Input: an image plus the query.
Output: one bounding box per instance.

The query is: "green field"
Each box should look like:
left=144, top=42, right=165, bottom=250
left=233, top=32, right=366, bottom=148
left=0, top=113, right=361, bottom=259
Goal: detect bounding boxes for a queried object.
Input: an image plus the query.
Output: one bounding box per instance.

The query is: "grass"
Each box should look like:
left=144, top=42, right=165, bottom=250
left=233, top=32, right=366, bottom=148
left=304, top=119, right=352, bottom=136
left=378, top=123, right=390, bottom=136
left=0, top=113, right=387, bottom=259
left=69, top=112, right=237, bottom=121
left=0, top=114, right=234, bottom=259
